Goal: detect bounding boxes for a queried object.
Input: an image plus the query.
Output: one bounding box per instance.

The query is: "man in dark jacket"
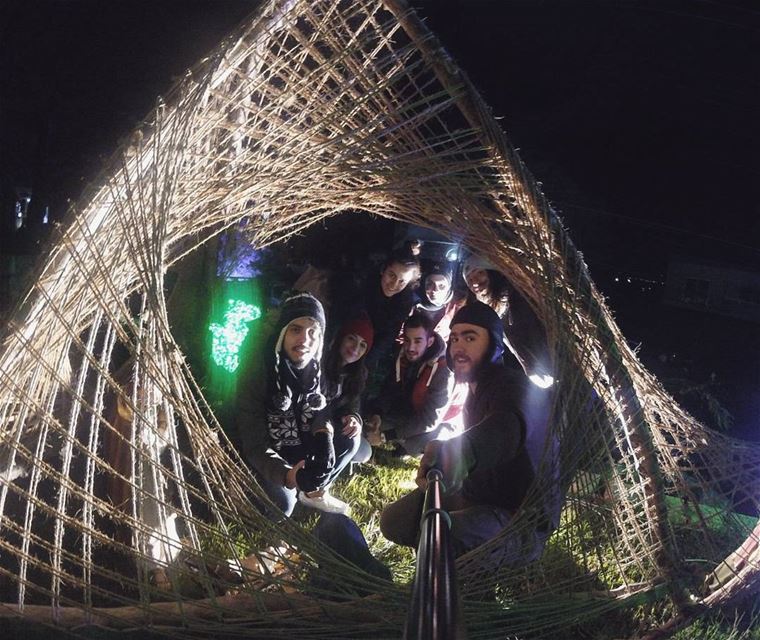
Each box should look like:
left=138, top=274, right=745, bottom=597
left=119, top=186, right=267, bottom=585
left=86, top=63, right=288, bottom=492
left=380, top=301, right=560, bottom=564
left=365, top=311, right=454, bottom=455
left=237, top=293, right=359, bottom=517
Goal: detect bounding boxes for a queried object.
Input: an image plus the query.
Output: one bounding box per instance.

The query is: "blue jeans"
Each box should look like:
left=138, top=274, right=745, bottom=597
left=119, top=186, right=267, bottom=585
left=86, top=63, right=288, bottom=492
left=257, top=431, right=360, bottom=517
left=353, top=436, right=372, bottom=463
left=313, top=513, right=391, bottom=586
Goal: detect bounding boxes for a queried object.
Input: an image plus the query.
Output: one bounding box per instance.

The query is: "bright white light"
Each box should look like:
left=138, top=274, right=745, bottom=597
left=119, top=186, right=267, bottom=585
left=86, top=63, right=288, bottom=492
left=529, top=374, right=554, bottom=389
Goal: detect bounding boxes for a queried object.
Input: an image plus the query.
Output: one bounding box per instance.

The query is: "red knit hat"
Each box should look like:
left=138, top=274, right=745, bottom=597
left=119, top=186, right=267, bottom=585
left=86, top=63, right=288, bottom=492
left=338, top=312, right=374, bottom=354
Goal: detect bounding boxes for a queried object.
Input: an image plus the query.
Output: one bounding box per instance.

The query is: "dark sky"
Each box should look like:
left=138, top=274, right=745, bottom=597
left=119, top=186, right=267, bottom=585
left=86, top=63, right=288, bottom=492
left=2, top=0, right=759, bottom=277
left=419, top=1, right=760, bottom=277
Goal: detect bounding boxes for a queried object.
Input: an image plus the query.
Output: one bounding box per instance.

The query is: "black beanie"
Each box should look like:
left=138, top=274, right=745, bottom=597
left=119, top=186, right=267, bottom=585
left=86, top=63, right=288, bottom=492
left=446, top=300, right=505, bottom=367
left=278, top=292, right=326, bottom=335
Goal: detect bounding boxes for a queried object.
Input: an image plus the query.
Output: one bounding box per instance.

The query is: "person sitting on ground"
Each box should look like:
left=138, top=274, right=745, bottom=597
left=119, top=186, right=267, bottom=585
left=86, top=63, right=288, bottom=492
left=380, top=301, right=560, bottom=564
left=365, top=311, right=454, bottom=455
left=414, top=260, right=466, bottom=344
left=237, top=293, right=359, bottom=516
left=463, top=255, right=554, bottom=388
left=321, top=312, right=375, bottom=464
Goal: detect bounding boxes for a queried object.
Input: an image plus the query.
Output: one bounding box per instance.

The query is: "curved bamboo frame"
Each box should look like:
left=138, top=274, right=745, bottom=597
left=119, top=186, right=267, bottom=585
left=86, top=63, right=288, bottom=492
left=0, top=0, right=757, bottom=637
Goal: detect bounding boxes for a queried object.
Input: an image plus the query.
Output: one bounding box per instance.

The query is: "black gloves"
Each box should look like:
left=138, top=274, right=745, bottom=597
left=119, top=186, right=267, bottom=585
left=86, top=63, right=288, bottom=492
left=296, top=431, right=336, bottom=493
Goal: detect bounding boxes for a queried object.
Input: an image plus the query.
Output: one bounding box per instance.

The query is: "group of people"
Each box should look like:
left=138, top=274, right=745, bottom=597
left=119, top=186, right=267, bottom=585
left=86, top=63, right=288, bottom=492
left=235, top=243, right=560, bottom=565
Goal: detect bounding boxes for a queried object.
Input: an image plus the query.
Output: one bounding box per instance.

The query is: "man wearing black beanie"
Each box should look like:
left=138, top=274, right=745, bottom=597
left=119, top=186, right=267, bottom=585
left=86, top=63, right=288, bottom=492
left=237, top=293, right=359, bottom=517
left=380, top=300, right=560, bottom=565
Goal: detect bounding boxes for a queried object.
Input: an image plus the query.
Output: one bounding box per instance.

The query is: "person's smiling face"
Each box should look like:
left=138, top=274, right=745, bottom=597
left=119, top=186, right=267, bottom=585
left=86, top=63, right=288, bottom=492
left=283, top=317, right=321, bottom=368
left=380, top=262, right=416, bottom=297
left=464, top=268, right=490, bottom=303
left=403, top=326, right=433, bottom=363
left=339, top=333, right=368, bottom=365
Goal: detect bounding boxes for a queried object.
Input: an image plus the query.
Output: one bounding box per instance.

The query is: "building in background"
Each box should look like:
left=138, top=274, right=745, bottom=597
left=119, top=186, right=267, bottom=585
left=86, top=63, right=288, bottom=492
left=664, top=259, right=760, bottom=324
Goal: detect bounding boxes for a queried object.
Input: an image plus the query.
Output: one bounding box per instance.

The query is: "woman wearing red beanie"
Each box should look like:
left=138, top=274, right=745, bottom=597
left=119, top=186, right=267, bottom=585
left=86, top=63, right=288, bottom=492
left=321, top=312, right=375, bottom=464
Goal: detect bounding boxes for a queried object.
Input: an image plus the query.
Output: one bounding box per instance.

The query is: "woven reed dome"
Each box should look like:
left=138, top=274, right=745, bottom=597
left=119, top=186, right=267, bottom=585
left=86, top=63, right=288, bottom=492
left=0, top=0, right=758, bottom=637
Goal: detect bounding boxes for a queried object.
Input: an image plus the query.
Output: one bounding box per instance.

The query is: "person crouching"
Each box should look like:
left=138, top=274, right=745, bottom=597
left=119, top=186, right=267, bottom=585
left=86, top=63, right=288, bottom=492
left=237, top=293, right=359, bottom=516
left=364, top=311, right=454, bottom=455
left=380, top=301, right=558, bottom=565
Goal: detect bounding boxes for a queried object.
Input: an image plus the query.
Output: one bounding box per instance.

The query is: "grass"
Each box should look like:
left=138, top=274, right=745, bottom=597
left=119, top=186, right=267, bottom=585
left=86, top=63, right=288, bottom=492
left=672, top=602, right=760, bottom=640
left=189, top=447, right=757, bottom=639
left=306, top=455, right=758, bottom=639
left=303, top=446, right=419, bottom=584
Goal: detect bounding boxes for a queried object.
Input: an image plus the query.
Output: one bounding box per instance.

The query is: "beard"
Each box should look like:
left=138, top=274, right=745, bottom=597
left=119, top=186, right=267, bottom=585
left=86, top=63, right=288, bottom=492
left=285, top=349, right=314, bottom=370
left=454, top=370, right=475, bottom=383
left=454, top=361, right=480, bottom=383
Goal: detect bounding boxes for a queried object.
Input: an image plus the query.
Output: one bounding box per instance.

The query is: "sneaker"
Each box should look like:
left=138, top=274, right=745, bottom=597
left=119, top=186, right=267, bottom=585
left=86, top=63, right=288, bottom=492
left=298, top=489, right=350, bottom=515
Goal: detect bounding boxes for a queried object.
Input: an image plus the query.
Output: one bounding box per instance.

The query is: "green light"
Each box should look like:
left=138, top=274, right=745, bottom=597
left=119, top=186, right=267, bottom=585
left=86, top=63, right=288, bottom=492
left=209, top=299, right=261, bottom=373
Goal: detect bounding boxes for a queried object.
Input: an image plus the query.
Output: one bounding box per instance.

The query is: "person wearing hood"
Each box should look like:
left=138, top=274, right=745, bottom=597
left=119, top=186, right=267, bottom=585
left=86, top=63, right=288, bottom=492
left=462, top=254, right=554, bottom=388
left=237, top=293, right=359, bottom=517
left=414, top=260, right=466, bottom=344
left=364, top=311, right=454, bottom=455
left=380, top=301, right=560, bottom=564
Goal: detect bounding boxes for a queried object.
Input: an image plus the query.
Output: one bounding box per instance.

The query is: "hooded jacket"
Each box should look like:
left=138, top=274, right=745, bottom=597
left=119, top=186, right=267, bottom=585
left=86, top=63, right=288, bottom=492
left=236, top=304, right=329, bottom=486
left=414, top=293, right=466, bottom=344
left=369, top=332, right=453, bottom=441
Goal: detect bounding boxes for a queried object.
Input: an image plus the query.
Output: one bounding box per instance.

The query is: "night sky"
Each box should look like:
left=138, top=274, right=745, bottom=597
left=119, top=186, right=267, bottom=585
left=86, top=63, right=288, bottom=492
left=1, top=1, right=759, bottom=434
left=2, top=1, right=759, bottom=268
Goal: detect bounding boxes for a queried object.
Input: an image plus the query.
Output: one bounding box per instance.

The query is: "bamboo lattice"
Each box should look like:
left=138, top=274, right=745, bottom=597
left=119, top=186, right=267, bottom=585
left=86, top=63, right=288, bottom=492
left=0, top=0, right=758, bottom=637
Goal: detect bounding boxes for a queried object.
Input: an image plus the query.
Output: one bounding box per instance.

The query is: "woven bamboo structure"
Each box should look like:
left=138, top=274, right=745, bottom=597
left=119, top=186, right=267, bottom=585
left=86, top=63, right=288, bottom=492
left=1, top=0, right=758, bottom=637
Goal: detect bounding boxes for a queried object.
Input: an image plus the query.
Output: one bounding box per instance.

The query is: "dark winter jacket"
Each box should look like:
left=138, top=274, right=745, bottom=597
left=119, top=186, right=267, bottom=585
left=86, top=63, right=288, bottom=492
left=369, top=332, right=452, bottom=441
left=320, top=366, right=363, bottom=430
left=438, top=362, right=558, bottom=529
left=361, top=280, right=418, bottom=372
left=236, top=309, right=329, bottom=486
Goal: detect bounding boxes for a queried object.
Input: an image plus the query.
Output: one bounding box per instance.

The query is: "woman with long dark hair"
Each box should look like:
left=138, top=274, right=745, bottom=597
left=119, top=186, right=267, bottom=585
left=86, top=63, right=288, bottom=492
left=321, top=313, right=375, bottom=462
left=462, top=260, right=511, bottom=317
left=463, top=255, right=554, bottom=387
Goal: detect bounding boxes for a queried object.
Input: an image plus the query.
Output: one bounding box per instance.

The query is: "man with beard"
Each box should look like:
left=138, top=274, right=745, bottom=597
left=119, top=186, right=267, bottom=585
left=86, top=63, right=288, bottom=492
left=364, top=311, right=453, bottom=455
left=380, top=301, right=559, bottom=564
left=237, top=293, right=359, bottom=516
